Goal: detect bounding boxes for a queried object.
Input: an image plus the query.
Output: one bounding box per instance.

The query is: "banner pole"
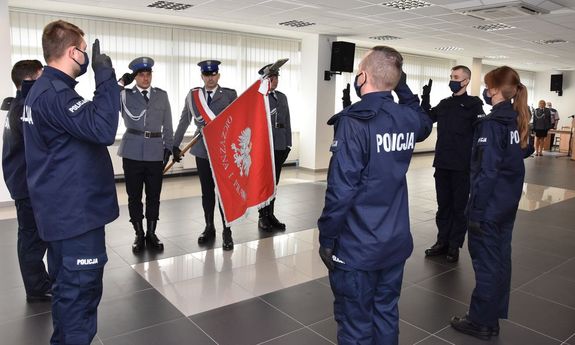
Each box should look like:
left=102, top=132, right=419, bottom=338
left=163, top=132, right=202, bottom=174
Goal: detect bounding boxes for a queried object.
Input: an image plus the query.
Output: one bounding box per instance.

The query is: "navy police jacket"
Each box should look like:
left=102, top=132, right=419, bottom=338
left=318, top=86, right=433, bottom=271
left=467, top=100, right=525, bottom=224
left=426, top=93, right=483, bottom=171
left=2, top=83, right=33, bottom=200
left=23, top=66, right=120, bottom=241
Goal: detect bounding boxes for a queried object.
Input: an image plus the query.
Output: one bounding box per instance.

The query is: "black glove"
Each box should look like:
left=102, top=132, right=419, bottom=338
left=172, top=146, right=182, bottom=163
left=119, top=72, right=135, bottom=86
left=163, top=149, right=172, bottom=169
left=395, top=71, right=407, bottom=90
left=91, top=39, right=113, bottom=72
left=468, top=220, right=482, bottom=235
left=342, top=83, right=351, bottom=108
left=421, top=79, right=433, bottom=111
left=422, top=79, right=432, bottom=97
left=319, top=247, right=335, bottom=271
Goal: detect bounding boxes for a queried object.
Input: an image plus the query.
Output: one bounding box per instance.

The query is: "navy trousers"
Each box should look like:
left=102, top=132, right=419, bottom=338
left=329, top=261, right=405, bottom=345
left=48, top=227, right=107, bottom=345
left=122, top=158, right=164, bottom=223
left=15, top=197, right=50, bottom=296
left=434, top=168, right=470, bottom=249
left=468, top=220, right=514, bottom=328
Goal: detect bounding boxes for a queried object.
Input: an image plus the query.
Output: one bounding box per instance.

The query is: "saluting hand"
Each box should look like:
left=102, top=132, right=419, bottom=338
left=91, top=39, right=113, bottom=72
left=422, top=79, right=433, bottom=97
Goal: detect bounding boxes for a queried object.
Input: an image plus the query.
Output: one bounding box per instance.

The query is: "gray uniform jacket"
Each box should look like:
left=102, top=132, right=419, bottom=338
left=118, top=86, right=174, bottom=161
left=173, top=86, right=237, bottom=159
left=268, top=90, right=292, bottom=150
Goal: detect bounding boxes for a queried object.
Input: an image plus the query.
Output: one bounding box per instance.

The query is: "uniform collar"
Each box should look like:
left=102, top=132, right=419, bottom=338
left=452, top=91, right=468, bottom=98
left=43, top=66, right=78, bottom=89
left=136, top=85, right=151, bottom=94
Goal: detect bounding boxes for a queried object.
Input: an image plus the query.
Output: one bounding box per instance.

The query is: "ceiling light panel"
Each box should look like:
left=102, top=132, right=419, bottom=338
left=369, top=35, right=402, bottom=40
left=473, top=23, right=515, bottom=31
left=278, top=20, right=316, bottom=28
left=147, top=1, right=192, bottom=11
left=381, top=0, right=432, bottom=11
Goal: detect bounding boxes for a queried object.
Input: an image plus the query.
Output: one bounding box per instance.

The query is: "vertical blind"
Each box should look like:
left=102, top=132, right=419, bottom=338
left=9, top=9, right=302, bottom=134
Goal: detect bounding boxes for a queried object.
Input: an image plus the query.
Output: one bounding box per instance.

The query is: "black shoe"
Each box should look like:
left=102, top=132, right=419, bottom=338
left=269, top=214, right=286, bottom=231
left=131, top=221, right=145, bottom=253
left=491, top=323, right=500, bottom=336
left=26, top=292, right=52, bottom=303
left=222, top=228, right=234, bottom=251
left=258, top=214, right=273, bottom=232
left=450, top=315, right=492, bottom=340
left=198, top=224, right=216, bottom=244
left=425, top=242, right=448, bottom=257
left=446, top=247, right=459, bottom=263
left=146, top=220, right=164, bottom=251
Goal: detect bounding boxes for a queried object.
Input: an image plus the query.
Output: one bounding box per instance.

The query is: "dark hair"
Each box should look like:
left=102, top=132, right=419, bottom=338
left=11, top=60, right=43, bottom=88
left=42, top=20, right=85, bottom=63
left=484, top=66, right=530, bottom=148
left=452, top=65, right=471, bottom=78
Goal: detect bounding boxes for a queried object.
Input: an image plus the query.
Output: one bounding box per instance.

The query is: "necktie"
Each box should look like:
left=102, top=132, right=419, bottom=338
left=270, top=91, right=277, bottom=100
left=207, top=91, right=213, bottom=105
left=142, top=90, right=149, bottom=103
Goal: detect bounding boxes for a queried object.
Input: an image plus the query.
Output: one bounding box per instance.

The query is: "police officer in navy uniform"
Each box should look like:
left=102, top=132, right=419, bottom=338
left=318, top=46, right=432, bottom=345
left=119, top=57, right=173, bottom=252
left=173, top=60, right=237, bottom=250
left=22, top=20, right=120, bottom=344
left=451, top=66, right=530, bottom=340
left=420, top=65, right=484, bottom=262
left=2, top=60, right=51, bottom=303
left=257, top=64, right=291, bottom=232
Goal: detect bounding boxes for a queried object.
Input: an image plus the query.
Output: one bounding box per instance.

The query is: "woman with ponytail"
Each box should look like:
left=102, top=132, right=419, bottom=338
left=451, top=66, right=530, bottom=340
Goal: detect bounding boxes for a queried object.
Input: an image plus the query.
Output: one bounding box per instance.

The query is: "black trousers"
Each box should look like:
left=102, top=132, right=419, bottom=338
left=15, top=197, right=50, bottom=296
left=123, top=158, right=164, bottom=223
left=434, top=168, right=470, bottom=248
left=260, top=148, right=290, bottom=215
left=196, top=156, right=228, bottom=230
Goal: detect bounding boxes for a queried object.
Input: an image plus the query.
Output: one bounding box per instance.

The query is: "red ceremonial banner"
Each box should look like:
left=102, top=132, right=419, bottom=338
left=202, top=79, right=276, bottom=225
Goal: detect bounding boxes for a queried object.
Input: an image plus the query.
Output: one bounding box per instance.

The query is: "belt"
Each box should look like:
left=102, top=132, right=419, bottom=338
left=126, top=128, right=162, bottom=138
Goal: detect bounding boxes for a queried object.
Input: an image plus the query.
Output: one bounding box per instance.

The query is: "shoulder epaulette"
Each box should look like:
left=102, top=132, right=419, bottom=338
left=50, top=79, right=69, bottom=93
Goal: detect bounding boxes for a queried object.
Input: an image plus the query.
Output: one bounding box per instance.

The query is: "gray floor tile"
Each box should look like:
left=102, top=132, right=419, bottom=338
left=104, top=318, right=216, bottom=345
left=509, top=290, right=575, bottom=341
left=398, top=285, right=468, bottom=334
left=260, top=280, right=334, bottom=325
left=190, top=298, right=301, bottom=345
left=519, top=272, right=575, bottom=309
left=98, top=289, right=183, bottom=340
left=437, top=319, right=563, bottom=345
left=259, top=328, right=334, bottom=345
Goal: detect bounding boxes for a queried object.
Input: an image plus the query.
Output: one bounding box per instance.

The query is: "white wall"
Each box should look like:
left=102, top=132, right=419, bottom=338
left=0, top=0, right=13, bottom=204
left=299, top=34, right=336, bottom=170
left=534, top=71, right=574, bottom=129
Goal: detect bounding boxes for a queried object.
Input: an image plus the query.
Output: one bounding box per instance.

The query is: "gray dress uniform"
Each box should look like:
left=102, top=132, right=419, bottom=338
left=173, top=86, right=237, bottom=158
left=269, top=90, right=292, bottom=150
left=118, top=86, right=174, bottom=160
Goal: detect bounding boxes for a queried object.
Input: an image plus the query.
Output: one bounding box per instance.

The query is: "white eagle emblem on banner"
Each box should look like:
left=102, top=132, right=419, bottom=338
left=231, top=128, right=252, bottom=176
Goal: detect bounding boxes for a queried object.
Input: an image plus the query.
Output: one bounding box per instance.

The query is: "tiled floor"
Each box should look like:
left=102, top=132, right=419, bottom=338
left=0, top=154, right=574, bottom=344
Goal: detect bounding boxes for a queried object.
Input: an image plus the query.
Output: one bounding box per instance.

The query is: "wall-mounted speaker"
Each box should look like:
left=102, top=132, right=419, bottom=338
left=550, top=74, right=563, bottom=92
left=330, top=41, right=355, bottom=73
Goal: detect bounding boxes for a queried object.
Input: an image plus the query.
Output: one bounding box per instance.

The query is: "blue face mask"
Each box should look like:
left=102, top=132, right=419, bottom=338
left=354, top=72, right=366, bottom=98
left=482, top=88, right=492, bottom=105
left=73, top=47, right=89, bottom=77
left=449, top=80, right=464, bottom=93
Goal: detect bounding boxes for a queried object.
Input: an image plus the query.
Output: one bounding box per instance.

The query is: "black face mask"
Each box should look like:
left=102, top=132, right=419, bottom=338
left=449, top=80, right=464, bottom=93
left=72, top=47, right=89, bottom=77
left=21, top=80, right=36, bottom=97
left=354, top=72, right=366, bottom=98
left=482, top=89, right=492, bottom=105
